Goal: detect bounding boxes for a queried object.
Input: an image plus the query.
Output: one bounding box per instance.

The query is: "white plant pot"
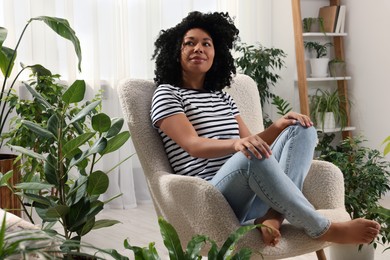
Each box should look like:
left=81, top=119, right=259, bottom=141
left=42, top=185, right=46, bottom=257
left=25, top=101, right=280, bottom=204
left=316, top=112, right=336, bottom=131
left=330, top=244, right=375, bottom=260
left=310, top=58, right=329, bottom=77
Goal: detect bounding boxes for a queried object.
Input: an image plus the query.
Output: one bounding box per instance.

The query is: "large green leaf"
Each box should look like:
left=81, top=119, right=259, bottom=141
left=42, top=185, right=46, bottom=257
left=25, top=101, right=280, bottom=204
left=158, top=217, right=185, bottom=260
left=8, top=145, right=46, bottom=161
left=44, top=154, right=58, bottom=185
left=26, top=64, right=52, bottom=77
left=0, top=27, right=6, bottom=46
left=67, top=199, right=90, bottom=232
left=46, top=205, right=69, bottom=218
left=62, top=80, right=86, bottom=104
left=62, top=132, right=95, bottom=159
left=100, top=131, right=130, bottom=155
left=92, top=219, right=121, bottom=230
left=92, top=113, right=111, bottom=133
left=0, top=46, right=15, bottom=77
left=47, top=114, right=60, bottom=139
left=87, top=171, right=109, bottom=195
left=89, top=136, right=107, bottom=155
left=22, top=120, right=55, bottom=139
left=23, top=82, right=52, bottom=109
left=105, top=118, right=124, bottom=138
left=30, top=16, right=82, bottom=72
left=66, top=175, right=88, bottom=206
left=22, top=193, right=52, bottom=206
left=14, top=182, right=54, bottom=191
left=68, top=100, right=101, bottom=125
left=79, top=217, right=95, bottom=236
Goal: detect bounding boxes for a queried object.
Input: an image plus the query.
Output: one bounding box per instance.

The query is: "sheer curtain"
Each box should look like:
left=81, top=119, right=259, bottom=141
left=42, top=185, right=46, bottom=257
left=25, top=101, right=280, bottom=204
left=0, top=0, right=272, bottom=208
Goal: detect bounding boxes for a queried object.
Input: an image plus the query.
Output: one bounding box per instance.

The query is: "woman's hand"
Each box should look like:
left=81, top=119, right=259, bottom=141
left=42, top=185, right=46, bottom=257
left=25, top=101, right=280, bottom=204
left=233, top=135, right=272, bottom=160
left=274, top=111, right=313, bottom=130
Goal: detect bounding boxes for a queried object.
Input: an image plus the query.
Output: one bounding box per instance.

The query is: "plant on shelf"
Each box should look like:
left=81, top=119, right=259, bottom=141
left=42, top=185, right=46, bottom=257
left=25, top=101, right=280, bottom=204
left=310, top=89, right=348, bottom=131
left=304, top=41, right=333, bottom=78
left=328, top=58, right=347, bottom=77
left=302, top=17, right=325, bottom=33
left=317, top=135, right=390, bottom=250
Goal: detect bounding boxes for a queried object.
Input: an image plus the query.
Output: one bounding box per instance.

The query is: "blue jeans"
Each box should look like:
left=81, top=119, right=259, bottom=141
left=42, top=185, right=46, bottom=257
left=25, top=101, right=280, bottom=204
left=209, top=124, right=330, bottom=238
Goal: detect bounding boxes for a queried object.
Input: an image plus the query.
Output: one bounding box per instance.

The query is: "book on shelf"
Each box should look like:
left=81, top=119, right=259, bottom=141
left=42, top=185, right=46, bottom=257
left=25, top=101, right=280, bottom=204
left=318, top=5, right=339, bottom=32
left=334, top=5, right=346, bottom=33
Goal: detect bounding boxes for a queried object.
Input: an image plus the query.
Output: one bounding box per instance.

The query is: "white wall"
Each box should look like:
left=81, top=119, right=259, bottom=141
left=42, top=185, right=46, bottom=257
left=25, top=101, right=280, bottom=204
left=270, top=0, right=390, bottom=159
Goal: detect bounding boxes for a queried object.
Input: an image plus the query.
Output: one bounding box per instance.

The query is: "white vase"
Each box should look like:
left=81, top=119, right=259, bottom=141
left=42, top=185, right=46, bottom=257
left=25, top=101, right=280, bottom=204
left=330, top=244, right=375, bottom=260
left=310, top=57, right=329, bottom=77
left=316, top=112, right=336, bottom=130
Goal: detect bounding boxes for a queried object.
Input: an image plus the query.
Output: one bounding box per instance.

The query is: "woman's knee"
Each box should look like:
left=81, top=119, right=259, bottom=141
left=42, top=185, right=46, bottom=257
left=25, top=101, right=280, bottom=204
left=292, top=124, right=318, bottom=146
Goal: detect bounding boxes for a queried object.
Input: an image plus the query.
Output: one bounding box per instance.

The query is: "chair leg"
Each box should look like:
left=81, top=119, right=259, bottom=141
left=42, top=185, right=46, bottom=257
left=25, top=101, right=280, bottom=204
left=315, top=249, right=327, bottom=260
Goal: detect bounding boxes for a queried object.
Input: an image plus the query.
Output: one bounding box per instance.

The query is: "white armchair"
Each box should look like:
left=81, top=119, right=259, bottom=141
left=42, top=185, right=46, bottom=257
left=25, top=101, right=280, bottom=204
left=118, top=74, right=350, bottom=259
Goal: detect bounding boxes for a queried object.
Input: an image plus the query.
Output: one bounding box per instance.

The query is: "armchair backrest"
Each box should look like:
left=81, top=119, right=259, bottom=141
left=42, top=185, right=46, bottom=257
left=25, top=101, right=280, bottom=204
left=118, top=74, right=264, bottom=181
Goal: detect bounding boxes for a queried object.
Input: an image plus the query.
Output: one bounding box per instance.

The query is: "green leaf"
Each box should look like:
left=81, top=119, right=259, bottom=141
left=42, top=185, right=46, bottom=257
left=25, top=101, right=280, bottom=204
left=26, top=64, right=52, bottom=77
left=62, top=80, right=86, bottom=104
left=46, top=205, right=69, bottom=218
left=66, top=175, right=88, bottom=206
left=185, top=235, right=208, bottom=260
left=0, top=46, right=15, bottom=77
left=0, top=27, right=7, bottom=46
left=44, top=154, right=58, bottom=185
left=21, top=120, right=55, bottom=139
left=79, top=217, right=95, bottom=236
left=100, top=131, right=130, bottom=155
left=87, top=171, right=109, bottom=195
left=62, top=132, right=95, bottom=159
left=105, top=118, right=125, bottom=138
left=92, top=113, right=111, bottom=133
left=68, top=100, right=101, bottom=125
left=92, top=219, right=121, bottom=230
left=14, top=182, right=54, bottom=191
left=30, top=16, right=82, bottom=72
left=23, top=82, right=52, bottom=109
left=23, top=193, right=52, bottom=206
left=231, top=248, right=253, bottom=259
left=8, top=145, right=46, bottom=161
left=47, top=114, right=60, bottom=139
left=0, top=170, right=13, bottom=187
left=218, top=225, right=258, bottom=259
left=158, top=217, right=185, bottom=260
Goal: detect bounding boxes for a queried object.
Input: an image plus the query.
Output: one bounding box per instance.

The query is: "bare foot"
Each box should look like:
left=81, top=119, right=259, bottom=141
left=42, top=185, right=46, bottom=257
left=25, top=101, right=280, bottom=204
left=319, top=218, right=381, bottom=244
left=254, top=209, right=284, bottom=247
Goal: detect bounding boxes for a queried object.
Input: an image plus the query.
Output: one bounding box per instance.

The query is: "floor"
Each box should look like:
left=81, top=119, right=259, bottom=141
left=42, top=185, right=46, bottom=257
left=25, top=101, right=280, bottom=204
left=83, top=198, right=390, bottom=260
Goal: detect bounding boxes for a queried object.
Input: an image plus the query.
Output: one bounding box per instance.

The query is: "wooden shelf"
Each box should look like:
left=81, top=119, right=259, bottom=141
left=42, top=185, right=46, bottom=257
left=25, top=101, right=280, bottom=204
left=291, top=0, right=352, bottom=139
left=306, top=76, right=351, bottom=81
left=303, top=32, right=347, bottom=37
left=317, top=126, right=356, bottom=133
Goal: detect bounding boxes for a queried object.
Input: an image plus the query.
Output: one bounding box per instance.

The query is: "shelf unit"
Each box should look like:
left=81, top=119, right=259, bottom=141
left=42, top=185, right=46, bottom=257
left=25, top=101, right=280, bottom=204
left=291, top=0, right=352, bottom=138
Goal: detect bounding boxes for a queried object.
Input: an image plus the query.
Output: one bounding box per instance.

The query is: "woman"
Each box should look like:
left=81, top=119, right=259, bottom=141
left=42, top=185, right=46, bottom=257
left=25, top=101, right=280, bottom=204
left=150, top=11, right=380, bottom=247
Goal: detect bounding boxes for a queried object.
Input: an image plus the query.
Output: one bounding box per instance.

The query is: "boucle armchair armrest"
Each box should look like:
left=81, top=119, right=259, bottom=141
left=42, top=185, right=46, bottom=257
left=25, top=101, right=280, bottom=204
left=303, top=160, right=346, bottom=210
left=151, top=170, right=240, bottom=244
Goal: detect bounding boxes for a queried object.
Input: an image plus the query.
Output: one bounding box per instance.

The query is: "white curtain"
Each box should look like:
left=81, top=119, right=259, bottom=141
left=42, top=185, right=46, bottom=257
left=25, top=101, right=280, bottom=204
left=0, top=0, right=273, bottom=208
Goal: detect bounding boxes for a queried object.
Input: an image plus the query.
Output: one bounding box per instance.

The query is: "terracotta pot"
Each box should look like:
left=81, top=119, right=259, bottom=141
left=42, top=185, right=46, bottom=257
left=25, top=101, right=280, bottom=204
left=0, top=154, right=21, bottom=216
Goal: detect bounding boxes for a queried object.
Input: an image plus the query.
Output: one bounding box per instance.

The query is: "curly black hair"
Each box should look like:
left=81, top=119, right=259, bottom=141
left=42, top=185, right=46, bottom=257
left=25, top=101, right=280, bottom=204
left=152, top=11, right=239, bottom=91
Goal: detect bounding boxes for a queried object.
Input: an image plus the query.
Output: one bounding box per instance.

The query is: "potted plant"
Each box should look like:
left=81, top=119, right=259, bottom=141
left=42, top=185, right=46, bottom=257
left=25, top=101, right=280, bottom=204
left=0, top=17, right=132, bottom=257
left=0, top=17, right=82, bottom=216
left=310, top=89, right=348, bottom=131
left=316, top=135, right=390, bottom=259
left=304, top=41, right=333, bottom=77
left=234, top=41, right=286, bottom=127
left=329, top=58, right=347, bottom=77
left=302, top=17, right=325, bottom=33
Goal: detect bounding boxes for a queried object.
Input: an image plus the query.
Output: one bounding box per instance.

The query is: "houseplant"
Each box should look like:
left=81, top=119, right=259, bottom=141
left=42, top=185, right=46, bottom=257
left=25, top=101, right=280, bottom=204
left=310, top=88, right=348, bottom=131
left=0, top=16, right=82, bottom=215
left=329, top=58, right=347, bottom=77
left=317, top=135, right=390, bottom=258
left=105, top=217, right=262, bottom=260
left=234, top=42, right=286, bottom=107
left=304, top=41, right=333, bottom=77
left=302, top=17, right=325, bottom=33
left=0, top=17, right=132, bottom=257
